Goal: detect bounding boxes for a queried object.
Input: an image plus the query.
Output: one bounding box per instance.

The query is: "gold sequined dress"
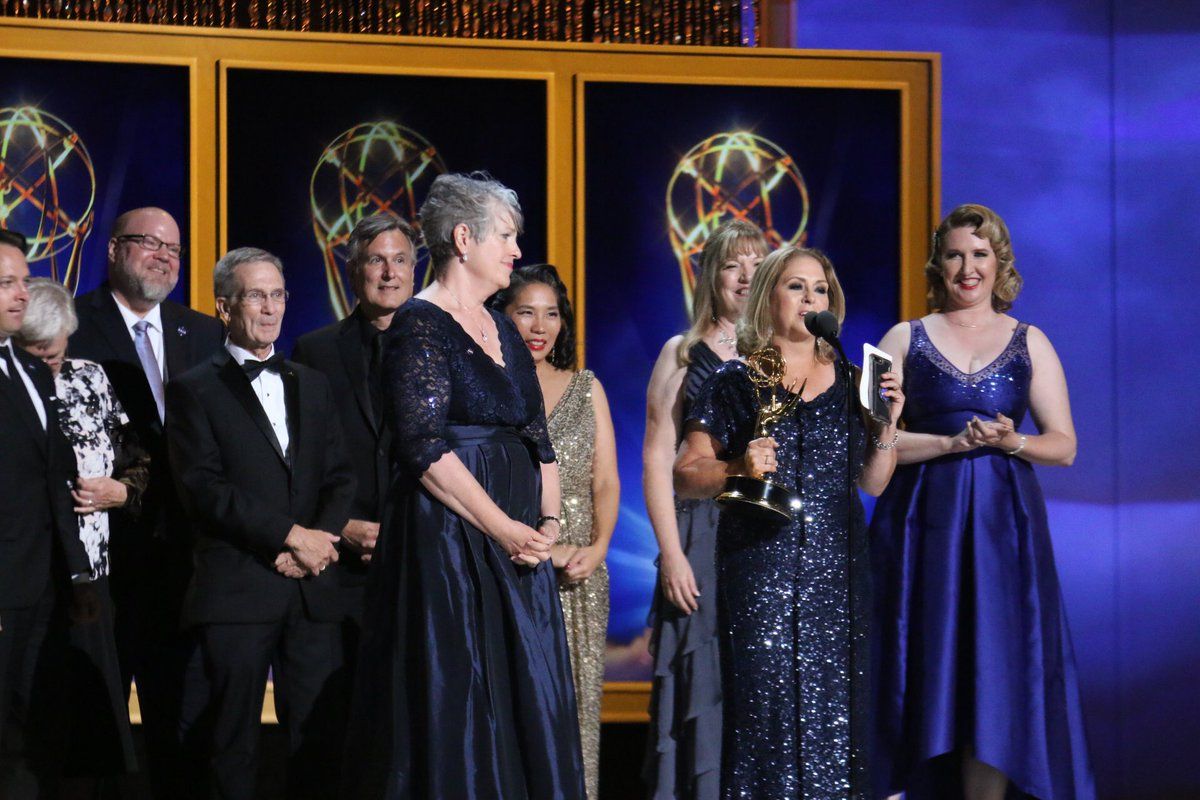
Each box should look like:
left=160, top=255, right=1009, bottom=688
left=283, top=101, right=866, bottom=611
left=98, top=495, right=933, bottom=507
left=547, top=369, right=610, bottom=799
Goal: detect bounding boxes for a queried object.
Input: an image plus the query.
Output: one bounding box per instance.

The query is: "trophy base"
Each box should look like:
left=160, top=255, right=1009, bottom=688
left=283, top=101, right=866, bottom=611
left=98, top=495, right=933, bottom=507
left=716, top=475, right=801, bottom=522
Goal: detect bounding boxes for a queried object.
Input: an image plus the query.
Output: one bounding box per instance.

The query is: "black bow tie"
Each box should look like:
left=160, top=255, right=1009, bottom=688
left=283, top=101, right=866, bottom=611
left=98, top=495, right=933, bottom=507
left=241, top=353, right=285, bottom=380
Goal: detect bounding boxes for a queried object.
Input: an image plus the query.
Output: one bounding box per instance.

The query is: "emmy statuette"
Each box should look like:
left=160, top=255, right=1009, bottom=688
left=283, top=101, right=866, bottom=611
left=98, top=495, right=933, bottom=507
left=716, top=347, right=804, bottom=521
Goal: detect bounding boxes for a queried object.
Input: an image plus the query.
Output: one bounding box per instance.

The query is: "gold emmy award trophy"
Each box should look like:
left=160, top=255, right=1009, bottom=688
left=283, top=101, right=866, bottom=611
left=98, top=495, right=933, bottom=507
left=716, top=347, right=804, bottom=521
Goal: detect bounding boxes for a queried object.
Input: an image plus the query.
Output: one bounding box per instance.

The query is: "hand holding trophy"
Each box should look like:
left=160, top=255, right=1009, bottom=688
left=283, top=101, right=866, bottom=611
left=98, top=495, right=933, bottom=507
left=716, top=347, right=804, bottom=521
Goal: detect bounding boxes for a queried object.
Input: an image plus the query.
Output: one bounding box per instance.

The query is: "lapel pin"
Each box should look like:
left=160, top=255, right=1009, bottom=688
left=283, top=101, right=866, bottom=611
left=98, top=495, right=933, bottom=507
left=178, top=326, right=188, bottom=337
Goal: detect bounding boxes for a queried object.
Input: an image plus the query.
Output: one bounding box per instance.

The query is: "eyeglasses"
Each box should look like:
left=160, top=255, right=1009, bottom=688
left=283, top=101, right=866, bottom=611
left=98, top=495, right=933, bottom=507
left=115, top=234, right=185, bottom=259
left=231, top=289, right=289, bottom=306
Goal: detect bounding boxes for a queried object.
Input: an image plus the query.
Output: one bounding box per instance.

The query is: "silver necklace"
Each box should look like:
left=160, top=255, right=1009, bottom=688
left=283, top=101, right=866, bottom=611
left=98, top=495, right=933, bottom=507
left=946, top=312, right=990, bottom=329
left=441, top=282, right=489, bottom=343
left=715, top=319, right=737, bottom=348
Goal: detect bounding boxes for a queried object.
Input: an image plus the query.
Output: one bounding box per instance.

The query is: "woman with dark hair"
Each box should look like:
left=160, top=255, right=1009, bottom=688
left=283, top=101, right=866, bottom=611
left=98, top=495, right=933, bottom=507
left=869, top=204, right=1094, bottom=800
left=642, top=218, right=767, bottom=799
left=342, top=174, right=585, bottom=799
left=674, top=245, right=902, bottom=798
left=493, top=264, right=619, bottom=800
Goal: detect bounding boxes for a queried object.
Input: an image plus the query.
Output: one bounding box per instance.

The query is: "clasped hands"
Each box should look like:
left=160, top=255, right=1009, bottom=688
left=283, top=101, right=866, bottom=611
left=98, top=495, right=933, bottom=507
left=949, top=412, right=1020, bottom=453
left=274, top=524, right=340, bottom=579
left=551, top=543, right=606, bottom=584
left=497, top=517, right=560, bottom=568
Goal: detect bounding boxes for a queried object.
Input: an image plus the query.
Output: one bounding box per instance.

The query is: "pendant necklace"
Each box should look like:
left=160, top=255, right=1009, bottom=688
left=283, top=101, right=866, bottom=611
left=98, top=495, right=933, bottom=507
left=715, top=319, right=737, bottom=349
left=442, top=282, right=490, bottom=343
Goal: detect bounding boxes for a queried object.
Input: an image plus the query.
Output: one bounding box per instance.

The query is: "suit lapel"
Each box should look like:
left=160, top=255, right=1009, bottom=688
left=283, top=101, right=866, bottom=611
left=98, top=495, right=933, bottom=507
left=91, top=290, right=143, bottom=367
left=216, top=354, right=289, bottom=469
left=90, top=290, right=164, bottom=434
left=281, top=362, right=300, bottom=471
left=0, top=363, right=47, bottom=448
left=337, top=316, right=378, bottom=436
left=161, top=302, right=189, bottom=382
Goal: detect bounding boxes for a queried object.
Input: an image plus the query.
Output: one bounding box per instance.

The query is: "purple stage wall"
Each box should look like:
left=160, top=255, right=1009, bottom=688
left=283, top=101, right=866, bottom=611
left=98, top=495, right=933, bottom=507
left=784, top=2, right=1200, bottom=797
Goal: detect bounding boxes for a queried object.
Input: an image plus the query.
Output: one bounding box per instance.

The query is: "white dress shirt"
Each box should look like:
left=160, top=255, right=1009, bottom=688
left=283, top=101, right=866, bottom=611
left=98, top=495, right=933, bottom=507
left=113, top=294, right=166, bottom=380
left=0, top=337, right=48, bottom=429
left=226, top=340, right=289, bottom=455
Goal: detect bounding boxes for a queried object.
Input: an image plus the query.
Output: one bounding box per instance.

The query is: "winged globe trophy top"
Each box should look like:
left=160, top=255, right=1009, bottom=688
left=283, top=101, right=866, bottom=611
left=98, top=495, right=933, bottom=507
left=715, top=347, right=804, bottom=521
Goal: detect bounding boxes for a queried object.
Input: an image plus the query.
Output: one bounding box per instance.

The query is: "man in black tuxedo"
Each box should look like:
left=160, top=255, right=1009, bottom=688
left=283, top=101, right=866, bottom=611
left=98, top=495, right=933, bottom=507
left=166, top=247, right=355, bottom=800
left=68, top=207, right=224, bottom=796
left=291, top=214, right=415, bottom=678
left=0, top=231, right=96, bottom=796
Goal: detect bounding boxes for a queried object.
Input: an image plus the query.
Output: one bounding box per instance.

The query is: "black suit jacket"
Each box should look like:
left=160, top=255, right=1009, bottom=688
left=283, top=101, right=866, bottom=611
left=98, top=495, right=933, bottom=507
left=292, top=311, right=392, bottom=589
left=165, top=351, right=356, bottom=626
left=69, top=287, right=225, bottom=539
left=0, top=346, right=90, bottom=608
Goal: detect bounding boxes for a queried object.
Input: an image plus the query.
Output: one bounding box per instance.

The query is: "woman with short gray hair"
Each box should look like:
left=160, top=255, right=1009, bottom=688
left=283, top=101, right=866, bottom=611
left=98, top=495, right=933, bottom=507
left=17, top=278, right=147, bottom=786
left=343, top=173, right=585, bottom=798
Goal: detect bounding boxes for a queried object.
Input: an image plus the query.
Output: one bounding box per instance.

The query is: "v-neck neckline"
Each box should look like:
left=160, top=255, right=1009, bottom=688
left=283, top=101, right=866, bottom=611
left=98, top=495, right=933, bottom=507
left=547, top=370, right=582, bottom=423
left=415, top=298, right=508, bottom=371
left=918, top=317, right=1021, bottom=380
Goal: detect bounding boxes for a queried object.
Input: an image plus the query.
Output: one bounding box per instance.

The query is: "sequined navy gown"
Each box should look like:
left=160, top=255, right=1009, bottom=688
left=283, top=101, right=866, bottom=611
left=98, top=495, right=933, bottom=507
left=869, top=319, right=1095, bottom=799
left=688, top=359, right=872, bottom=800
left=341, top=299, right=585, bottom=799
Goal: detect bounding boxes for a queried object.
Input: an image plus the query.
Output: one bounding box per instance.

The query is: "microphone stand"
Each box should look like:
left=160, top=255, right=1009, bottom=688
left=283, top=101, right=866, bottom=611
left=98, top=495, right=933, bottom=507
left=816, top=330, right=865, bottom=789
left=819, top=335, right=857, bottom=529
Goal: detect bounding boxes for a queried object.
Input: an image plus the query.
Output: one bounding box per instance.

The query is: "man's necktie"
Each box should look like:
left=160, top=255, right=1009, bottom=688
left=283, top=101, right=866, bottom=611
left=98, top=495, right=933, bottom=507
left=242, top=352, right=286, bottom=381
left=133, top=320, right=166, bottom=423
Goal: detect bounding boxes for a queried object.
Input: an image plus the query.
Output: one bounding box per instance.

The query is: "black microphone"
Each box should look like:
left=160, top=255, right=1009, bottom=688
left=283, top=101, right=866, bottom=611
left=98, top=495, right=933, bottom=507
left=803, top=310, right=840, bottom=342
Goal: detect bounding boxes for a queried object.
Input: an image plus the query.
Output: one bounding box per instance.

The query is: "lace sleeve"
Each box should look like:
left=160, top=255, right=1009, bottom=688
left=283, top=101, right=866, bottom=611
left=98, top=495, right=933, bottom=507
left=685, top=362, right=758, bottom=458
left=384, top=305, right=453, bottom=478
left=522, top=407, right=556, bottom=464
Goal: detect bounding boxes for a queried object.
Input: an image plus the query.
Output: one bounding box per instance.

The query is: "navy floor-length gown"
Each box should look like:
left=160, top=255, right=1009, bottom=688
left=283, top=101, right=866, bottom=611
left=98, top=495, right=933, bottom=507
left=341, top=299, right=585, bottom=800
left=870, top=319, right=1095, bottom=799
left=689, top=360, right=872, bottom=799
left=645, top=341, right=725, bottom=799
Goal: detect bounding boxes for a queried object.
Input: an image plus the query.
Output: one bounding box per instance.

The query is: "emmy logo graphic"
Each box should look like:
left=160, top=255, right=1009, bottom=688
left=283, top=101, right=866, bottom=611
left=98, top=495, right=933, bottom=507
left=310, top=121, right=447, bottom=320
left=0, top=106, right=96, bottom=294
left=666, top=130, right=809, bottom=313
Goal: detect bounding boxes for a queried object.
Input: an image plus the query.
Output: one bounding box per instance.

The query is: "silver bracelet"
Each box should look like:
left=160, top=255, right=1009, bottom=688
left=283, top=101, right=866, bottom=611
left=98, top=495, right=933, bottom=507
left=873, top=430, right=900, bottom=451
left=1006, top=434, right=1028, bottom=456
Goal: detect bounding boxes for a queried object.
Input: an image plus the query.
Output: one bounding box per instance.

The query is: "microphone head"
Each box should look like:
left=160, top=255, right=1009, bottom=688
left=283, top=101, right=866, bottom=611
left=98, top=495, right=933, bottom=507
left=803, top=310, right=840, bottom=340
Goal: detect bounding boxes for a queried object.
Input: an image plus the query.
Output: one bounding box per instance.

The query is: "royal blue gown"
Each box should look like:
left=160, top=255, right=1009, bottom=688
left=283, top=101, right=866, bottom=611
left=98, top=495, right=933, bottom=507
left=689, top=360, right=872, bottom=799
left=341, top=299, right=585, bottom=799
left=869, top=319, right=1095, bottom=799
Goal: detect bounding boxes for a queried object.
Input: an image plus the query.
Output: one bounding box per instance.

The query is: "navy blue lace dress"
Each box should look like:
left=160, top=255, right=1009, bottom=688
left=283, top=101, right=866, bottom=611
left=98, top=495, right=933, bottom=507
left=869, top=319, right=1095, bottom=799
left=689, top=360, right=872, bottom=800
left=341, top=299, right=585, bottom=800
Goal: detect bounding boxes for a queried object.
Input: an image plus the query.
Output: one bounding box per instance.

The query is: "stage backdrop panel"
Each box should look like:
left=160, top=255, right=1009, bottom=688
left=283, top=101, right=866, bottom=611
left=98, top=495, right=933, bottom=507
left=223, top=66, right=548, bottom=354
left=0, top=55, right=190, bottom=301
left=582, top=79, right=901, bottom=680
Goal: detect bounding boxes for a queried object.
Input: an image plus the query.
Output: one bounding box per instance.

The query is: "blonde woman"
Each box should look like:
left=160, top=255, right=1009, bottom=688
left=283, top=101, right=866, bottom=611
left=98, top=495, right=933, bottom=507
left=674, top=246, right=902, bottom=798
left=642, top=220, right=767, bottom=799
